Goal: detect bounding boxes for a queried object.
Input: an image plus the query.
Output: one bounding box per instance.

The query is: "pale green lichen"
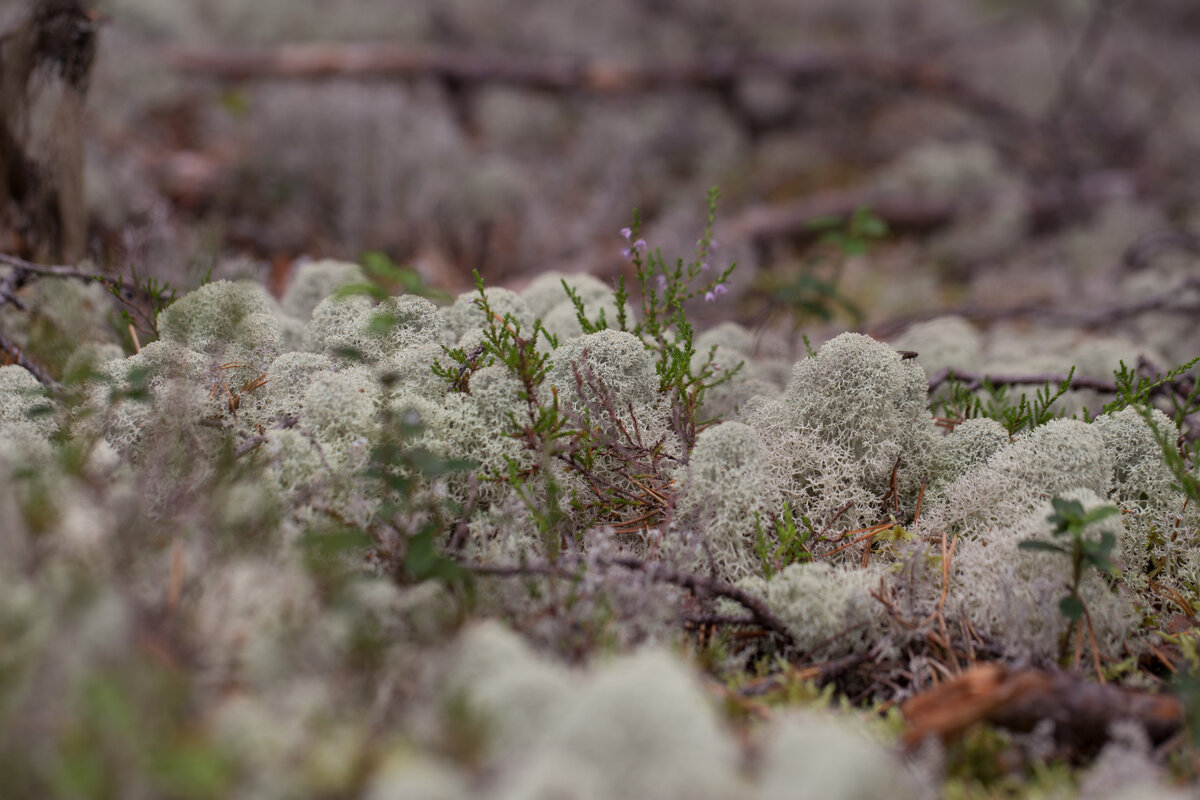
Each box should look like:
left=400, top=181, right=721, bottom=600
left=751, top=332, right=938, bottom=535
left=756, top=711, right=916, bottom=800
left=676, top=421, right=780, bottom=581
left=919, top=417, right=1112, bottom=539
left=0, top=365, right=56, bottom=439
left=944, top=488, right=1137, bottom=662
left=85, top=341, right=215, bottom=458
left=62, top=341, right=126, bottom=380
left=304, top=294, right=378, bottom=361
left=520, top=270, right=613, bottom=318
left=376, top=341, right=450, bottom=401
left=192, top=559, right=323, bottom=687
left=738, top=561, right=893, bottom=659
left=281, top=259, right=367, bottom=320
left=157, top=279, right=282, bottom=363
left=244, top=351, right=336, bottom=428
left=547, top=328, right=660, bottom=418
left=1092, top=407, right=1199, bottom=595
left=924, top=416, right=1011, bottom=503
left=493, top=647, right=744, bottom=800
left=300, top=366, right=381, bottom=468
left=305, top=293, right=442, bottom=364
left=441, top=622, right=574, bottom=765
left=441, top=287, right=535, bottom=347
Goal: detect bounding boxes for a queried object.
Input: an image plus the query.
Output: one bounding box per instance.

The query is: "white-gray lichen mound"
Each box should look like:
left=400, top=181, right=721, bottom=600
left=676, top=421, right=780, bottom=580
left=946, top=489, right=1137, bottom=661
left=756, top=711, right=916, bottom=800
left=493, top=648, right=745, bottom=800
left=751, top=332, right=938, bottom=537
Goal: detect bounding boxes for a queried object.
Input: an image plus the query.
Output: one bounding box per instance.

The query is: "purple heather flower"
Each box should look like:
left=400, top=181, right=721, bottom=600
left=705, top=283, right=728, bottom=302
left=704, top=290, right=715, bottom=302
left=655, top=275, right=667, bottom=291
left=620, top=238, right=648, bottom=261
left=620, top=227, right=633, bottom=241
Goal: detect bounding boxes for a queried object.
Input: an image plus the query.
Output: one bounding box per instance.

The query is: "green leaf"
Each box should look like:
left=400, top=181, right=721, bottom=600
left=335, top=282, right=388, bottom=301
left=1081, top=505, right=1120, bottom=526
left=1059, top=595, right=1085, bottom=620
left=1018, top=540, right=1067, bottom=554
left=1050, top=496, right=1085, bottom=521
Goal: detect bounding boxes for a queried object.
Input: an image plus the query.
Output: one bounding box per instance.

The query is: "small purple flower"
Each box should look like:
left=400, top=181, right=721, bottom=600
left=620, top=227, right=633, bottom=242
left=620, top=238, right=648, bottom=261
left=655, top=275, right=667, bottom=291
left=699, top=261, right=710, bottom=272
left=704, top=283, right=727, bottom=303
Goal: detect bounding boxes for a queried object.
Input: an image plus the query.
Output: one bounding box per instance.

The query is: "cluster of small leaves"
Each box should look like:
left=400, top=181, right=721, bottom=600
left=937, top=367, right=1076, bottom=436
left=359, top=405, right=477, bottom=592
left=97, top=264, right=183, bottom=342
left=752, top=206, right=882, bottom=329
left=341, top=250, right=453, bottom=304
left=1098, top=356, right=1200, bottom=424
left=1136, top=404, right=1200, bottom=507
left=752, top=501, right=813, bottom=578
left=1018, top=496, right=1120, bottom=664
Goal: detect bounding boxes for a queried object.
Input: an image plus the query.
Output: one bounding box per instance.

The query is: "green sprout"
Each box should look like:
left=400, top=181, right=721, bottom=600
left=1018, top=496, right=1120, bottom=666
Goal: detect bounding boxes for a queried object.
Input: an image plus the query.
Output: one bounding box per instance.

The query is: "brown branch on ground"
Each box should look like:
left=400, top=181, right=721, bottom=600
left=469, top=553, right=795, bottom=647
left=0, top=327, right=61, bottom=392
left=901, top=663, right=1183, bottom=756
left=927, top=356, right=1196, bottom=412
left=0, top=250, right=165, bottom=337
left=869, top=268, right=1199, bottom=341
left=165, top=44, right=1028, bottom=129
left=536, top=169, right=1136, bottom=286
left=926, top=368, right=1117, bottom=394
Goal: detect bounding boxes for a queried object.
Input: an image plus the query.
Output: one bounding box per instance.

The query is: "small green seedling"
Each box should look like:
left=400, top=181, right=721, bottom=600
left=752, top=501, right=813, bottom=578
left=1018, top=496, right=1120, bottom=665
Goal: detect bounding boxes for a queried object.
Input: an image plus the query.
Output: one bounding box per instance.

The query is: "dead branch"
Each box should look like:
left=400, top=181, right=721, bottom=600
left=165, top=44, right=1027, bottom=127
left=0, top=327, right=61, bottom=392
left=902, top=663, right=1182, bottom=755
left=870, top=263, right=1199, bottom=341
left=927, top=368, right=1117, bottom=395
left=927, top=356, right=1197, bottom=416
left=469, top=553, right=795, bottom=647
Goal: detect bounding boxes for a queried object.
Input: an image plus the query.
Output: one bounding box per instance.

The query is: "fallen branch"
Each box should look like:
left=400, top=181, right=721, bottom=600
left=165, top=44, right=1027, bottom=127
left=869, top=268, right=1199, bottom=340
left=469, top=553, right=795, bottom=646
left=0, top=328, right=62, bottom=392
left=927, top=368, right=1117, bottom=394
left=902, top=663, right=1182, bottom=755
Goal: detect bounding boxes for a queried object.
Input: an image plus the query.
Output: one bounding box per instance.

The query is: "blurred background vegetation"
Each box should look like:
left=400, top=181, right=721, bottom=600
left=5, top=0, right=1200, bottom=334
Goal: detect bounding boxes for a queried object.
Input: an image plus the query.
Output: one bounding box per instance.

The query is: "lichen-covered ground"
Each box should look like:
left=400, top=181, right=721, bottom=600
left=1, top=250, right=1199, bottom=798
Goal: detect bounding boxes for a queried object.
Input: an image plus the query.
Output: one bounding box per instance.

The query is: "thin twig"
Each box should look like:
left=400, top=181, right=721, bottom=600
left=469, top=553, right=796, bottom=646
left=0, top=328, right=62, bottom=392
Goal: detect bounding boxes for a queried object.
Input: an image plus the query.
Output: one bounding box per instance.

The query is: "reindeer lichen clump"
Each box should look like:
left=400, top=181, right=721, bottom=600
left=919, top=417, right=1112, bottom=538
left=946, top=489, right=1137, bottom=662
left=676, top=421, right=779, bottom=580
left=0, top=364, right=56, bottom=438
left=1093, top=407, right=1200, bottom=594
left=750, top=332, right=938, bottom=540
left=157, top=279, right=282, bottom=364
left=280, top=259, right=368, bottom=320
